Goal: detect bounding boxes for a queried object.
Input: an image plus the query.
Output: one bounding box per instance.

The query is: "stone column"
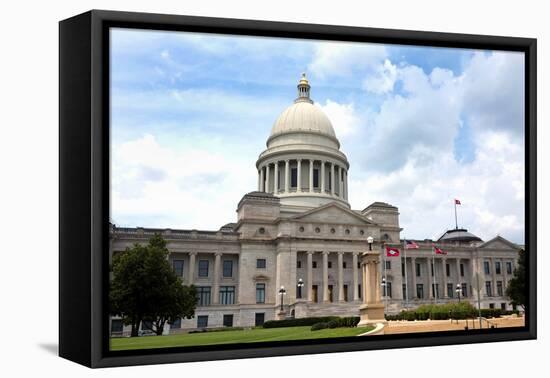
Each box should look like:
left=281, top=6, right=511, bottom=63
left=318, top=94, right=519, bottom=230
left=428, top=259, right=434, bottom=299
left=490, top=257, right=496, bottom=297
left=343, top=170, right=348, bottom=200
left=330, top=163, right=335, bottom=195
left=188, top=252, right=196, bottom=285
left=339, top=166, right=343, bottom=197
left=502, top=258, right=508, bottom=288
left=212, top=252, right=222, bottom=304
left=258, top=170, right=261, bottom=191
left=338, top=252, right=345, bottom=302
left=322, top=251, right=329, bottom=302
left=260, top=167, right=265, bottom=192
left=265, top=164, right=271, bottom=194
left=309, top=159, right=314, bottom=192
left=306, top=251, right=314, bottom=302
left=273, top=161, right=278, bottom=194
left=411, top=257, right=417, bottom=298
left=363, top=262, right=370, bottom=302
left=321, top=161, right=326, bottom=193
left=353, top=252, right=359, bottom=301
left=442, top=257, right=448, bottom=298
left=284, top=159, right=289, bottom=193
left=374, top=261, right=381, bottom=302
left=297, top=159, right=302, bottom=192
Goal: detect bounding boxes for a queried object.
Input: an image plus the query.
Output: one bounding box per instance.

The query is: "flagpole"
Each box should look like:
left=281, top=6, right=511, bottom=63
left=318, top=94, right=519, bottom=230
left=404, top=238, right=409, bottom=310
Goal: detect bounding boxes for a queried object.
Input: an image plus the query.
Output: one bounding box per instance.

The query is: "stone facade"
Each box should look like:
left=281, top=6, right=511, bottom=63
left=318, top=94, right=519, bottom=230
left=109, top=75, right=521, bottom=335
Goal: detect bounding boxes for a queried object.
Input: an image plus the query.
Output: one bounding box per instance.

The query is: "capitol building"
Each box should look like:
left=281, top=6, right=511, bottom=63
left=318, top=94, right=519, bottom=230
left=110, top=75, right=521, bottom=334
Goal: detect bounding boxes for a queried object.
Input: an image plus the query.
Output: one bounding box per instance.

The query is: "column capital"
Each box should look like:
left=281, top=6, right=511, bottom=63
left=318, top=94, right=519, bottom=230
left=214, top=251, right=223, bottom=257
left=306, top=251, right=315, bottom=255
left=285, top=158, right=290, bottom=162
left=353, top=251, right=360, bottom=256
left=337, top=251, right=345, bottom=256
left=188, top=251, right=198, bottom=256
left=322, top=251, right=330, bottom=255
left=297, top=158, right=302, bottom=163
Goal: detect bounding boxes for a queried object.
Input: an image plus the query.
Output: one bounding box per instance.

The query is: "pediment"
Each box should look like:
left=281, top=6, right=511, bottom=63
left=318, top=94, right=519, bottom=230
left=478, top=236, right=519, bottom=251
left=291, top=202, right=374, bottom=225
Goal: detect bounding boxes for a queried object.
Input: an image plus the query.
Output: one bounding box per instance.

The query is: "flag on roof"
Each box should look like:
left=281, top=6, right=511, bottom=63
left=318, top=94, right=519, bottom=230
left=455, top=199, right=461, bottom=205
left=405, top=240, right=419, bottom=249
left=434, top=246, right=447, bottom=255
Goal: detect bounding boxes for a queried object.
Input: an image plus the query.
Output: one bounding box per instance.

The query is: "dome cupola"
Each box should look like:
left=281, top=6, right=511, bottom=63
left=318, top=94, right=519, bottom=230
left=256, top=74, right=350, bottom=211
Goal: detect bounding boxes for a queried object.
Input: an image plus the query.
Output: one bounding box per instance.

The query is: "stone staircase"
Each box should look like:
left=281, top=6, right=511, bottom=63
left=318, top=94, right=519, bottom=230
left=303, top=302, right=361, bottom=317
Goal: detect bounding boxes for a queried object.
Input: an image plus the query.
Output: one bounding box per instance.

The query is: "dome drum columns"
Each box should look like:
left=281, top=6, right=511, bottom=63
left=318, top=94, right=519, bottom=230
left=257, top=158, right=349, bottom=202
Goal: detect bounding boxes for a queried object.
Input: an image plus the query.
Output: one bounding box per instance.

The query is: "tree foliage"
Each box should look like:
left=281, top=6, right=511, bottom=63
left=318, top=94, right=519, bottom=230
left=505, top=248, right=526, bottom=310
left=110, top=233, right=198, bottom=336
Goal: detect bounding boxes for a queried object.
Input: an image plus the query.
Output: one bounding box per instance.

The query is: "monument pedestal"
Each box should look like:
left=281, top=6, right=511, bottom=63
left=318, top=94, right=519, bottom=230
left=358, top=303, right=386, bottom=326
left=276, top=310, right=286, bottom=320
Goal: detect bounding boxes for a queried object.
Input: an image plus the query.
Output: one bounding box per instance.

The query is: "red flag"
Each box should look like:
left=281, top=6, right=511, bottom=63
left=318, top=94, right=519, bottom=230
left=434, top=246, right=447, bottom=255
left=386, top=246, right=400, bottom=257
left=455, top=199, right=461, bottom=205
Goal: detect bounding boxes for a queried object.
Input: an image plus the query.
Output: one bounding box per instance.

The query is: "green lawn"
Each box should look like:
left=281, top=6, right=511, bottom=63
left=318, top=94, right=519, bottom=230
left=110, top=325, right=374, bottom=351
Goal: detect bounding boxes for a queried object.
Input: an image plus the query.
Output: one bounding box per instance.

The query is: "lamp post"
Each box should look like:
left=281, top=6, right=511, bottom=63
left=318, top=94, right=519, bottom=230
left=278, top=286, right=287, bottom=311
left=456, top=283, right=462, bottom=303
left=297, top=278, right=304, bottom=299
left=367, top=236, right=374, bottom=251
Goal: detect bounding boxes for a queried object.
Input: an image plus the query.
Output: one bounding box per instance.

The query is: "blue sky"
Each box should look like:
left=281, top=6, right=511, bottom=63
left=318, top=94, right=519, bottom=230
left=110, top=28, right=525, bottom=243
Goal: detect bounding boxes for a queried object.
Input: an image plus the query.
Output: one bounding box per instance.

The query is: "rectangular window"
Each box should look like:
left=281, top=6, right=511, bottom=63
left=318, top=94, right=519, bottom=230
left=416, top=284, right=424, bottom=299
left=446, top=263, right=450, bottom=277
left=170, top=318, right=181, bottom=329
left=223, top=314, right=234, bottom=327
left=328, top=261, right=332, bottom=269
left=111, top=319, right=123, bottom=334
left=198, top=260, right=209, bottom=277
left=357, top=262, right=361, bottom=269
left=485, top=281, right=492, bottom=296
left=291, top=168, right=297, bottom=188
left=489, top=303, right=495, bottom=309
left=142, top=320, right=152, bottom=331
left=447, top=283, right=454, bottom=298
left=256, top=283, right=265, bottom=303
left=497, top=281, right=503, bottom=296
left=401, top=259, right=405, bottom=276
left=173, top=259, right=184, bottom=277
left=506, top=262, right=513, bottom=274
left=343, top=284, right=348, bottom=301
left=255, top=313, right=265, bottom=326
left=431, top=263, right=434, bottom=276
left=495, top=261, right=502, bottom=275
left=297, top=260, right=302, bottom=269
left=313, top=261, right=318, bottom=268
left=386, top=282, right=392, bottom=298
left=256, top=258, right=266, bottom=269
left=460, top=263, right=465, bottom=277
left=358, top=284, right=362, bottom=299
left=196, top=286, right=211, bottom=306
left=416, top=263, right=421, bottom=277
left=484, top=261, right=490, bottom=274
left=220, top=286, right=235, bottom=305
left=197, top=315, right=208, bottom=328
left=223, top=260, right=233, bottom=277
left=385, top=261, right=391, bottom=270
left=501, top=303, right=506, bottom=310
left=312, top=285, right=319, bottom=302
left=432, top=283, right=439, bottom=298
left=462, top=283, right=468, bottom=298
left=313, top=168, right=319, bottom=188
left=343, top=261, right=347, bottom=269
left=402, top=284, right=407, bottom=299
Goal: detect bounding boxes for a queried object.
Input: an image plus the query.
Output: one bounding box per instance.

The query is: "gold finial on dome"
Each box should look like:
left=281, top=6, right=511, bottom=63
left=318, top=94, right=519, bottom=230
left=295, top=72, right=312, bottom=103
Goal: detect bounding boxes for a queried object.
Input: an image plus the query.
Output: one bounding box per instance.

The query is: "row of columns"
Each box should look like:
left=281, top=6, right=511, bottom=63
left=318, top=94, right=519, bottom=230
left=304, top=251, right=360, bottom=303
left=406, top=257, right=472, bottom=299
left=186, top=252, right=223, bottom=304
left=258, top=159, right=348, bottom=199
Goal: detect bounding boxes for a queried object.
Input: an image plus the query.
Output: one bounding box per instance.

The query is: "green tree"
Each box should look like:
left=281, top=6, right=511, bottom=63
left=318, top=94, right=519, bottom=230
left=505, top=248, right=526, bottom=310
left=110, top=233, right=198, bottom=336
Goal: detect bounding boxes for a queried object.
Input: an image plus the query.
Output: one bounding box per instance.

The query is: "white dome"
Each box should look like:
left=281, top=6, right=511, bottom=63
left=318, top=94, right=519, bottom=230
left=270, top=101, right=337, bottom=139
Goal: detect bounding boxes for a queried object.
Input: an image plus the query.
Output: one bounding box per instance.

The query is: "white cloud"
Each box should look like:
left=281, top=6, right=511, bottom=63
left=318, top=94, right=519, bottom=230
left=308, top=42, right=387, bottom=79
left=363, top=59, right=398, bottom=94
left=316, top=100, right=361, bottom=139
left=111, top=134, right=257, bottom=230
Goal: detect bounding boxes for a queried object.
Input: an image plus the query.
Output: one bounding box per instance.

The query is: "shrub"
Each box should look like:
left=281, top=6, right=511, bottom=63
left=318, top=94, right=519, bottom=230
left=327, top=319, right=339, bottom=328
left=311, top=322, right=329, bottom=331
left=262, top=316, right=338, bottom=328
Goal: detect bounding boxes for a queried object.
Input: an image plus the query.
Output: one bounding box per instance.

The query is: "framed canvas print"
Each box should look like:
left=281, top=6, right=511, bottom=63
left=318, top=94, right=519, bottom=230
left=59, top=10, right=537, bottom=368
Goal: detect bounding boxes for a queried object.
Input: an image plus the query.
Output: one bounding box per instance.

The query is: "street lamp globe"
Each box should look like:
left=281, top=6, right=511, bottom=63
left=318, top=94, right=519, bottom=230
left=367, top=236, right=374, bottom=251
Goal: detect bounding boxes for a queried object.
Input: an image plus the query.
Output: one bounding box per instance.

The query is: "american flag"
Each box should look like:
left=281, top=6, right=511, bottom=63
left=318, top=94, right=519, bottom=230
left=405, top=240, right=419, bottom=249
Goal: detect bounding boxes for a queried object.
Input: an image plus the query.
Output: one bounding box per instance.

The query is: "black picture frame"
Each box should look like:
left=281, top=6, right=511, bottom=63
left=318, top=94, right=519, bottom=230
left=59, top=9, right=537, bottom=368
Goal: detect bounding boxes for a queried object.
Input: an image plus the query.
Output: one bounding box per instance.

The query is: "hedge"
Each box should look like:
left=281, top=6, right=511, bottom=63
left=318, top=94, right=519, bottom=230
left=310, top=317, right=360, bottom=331
left=385, top=304, right=520, bottom=321
left=262, top=316, right=339, bottom=328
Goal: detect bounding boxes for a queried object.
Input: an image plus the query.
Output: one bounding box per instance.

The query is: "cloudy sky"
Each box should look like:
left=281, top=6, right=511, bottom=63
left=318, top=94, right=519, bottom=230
left=110, top=28, right=525, bottom=243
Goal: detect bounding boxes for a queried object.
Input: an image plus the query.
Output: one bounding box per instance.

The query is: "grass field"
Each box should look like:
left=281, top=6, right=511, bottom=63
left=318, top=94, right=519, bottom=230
left=110, top=325, right=374, bottom=351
